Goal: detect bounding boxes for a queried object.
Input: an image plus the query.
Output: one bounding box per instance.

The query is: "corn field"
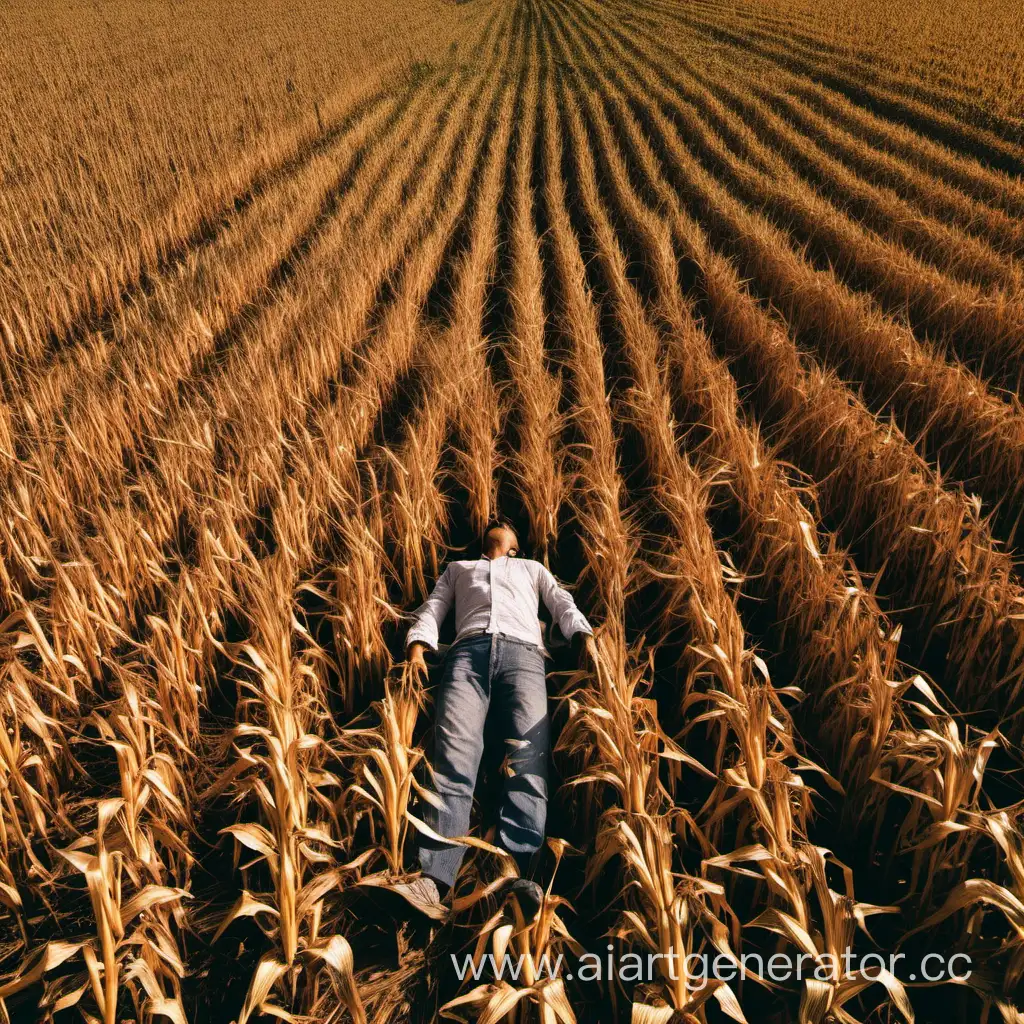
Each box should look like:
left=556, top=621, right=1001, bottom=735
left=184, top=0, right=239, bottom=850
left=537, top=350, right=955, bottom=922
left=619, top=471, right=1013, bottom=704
left=1, top=0, right=1023, bottom=1020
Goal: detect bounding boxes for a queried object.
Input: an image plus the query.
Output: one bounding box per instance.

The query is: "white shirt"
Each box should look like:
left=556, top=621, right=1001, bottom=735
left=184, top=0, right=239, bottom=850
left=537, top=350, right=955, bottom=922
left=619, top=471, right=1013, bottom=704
left=405, top=556, right=592, bottom=654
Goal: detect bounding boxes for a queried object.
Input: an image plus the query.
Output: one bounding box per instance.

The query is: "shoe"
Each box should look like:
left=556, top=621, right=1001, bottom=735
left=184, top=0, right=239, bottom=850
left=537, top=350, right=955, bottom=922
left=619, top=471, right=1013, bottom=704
left=358, top=873, right=449, bottom=921
left=502, top=877, right=545, bottom=918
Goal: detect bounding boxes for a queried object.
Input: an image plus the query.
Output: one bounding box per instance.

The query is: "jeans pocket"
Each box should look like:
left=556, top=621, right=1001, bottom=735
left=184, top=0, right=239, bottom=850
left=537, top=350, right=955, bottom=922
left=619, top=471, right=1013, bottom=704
left=505, top=645, right=547, bottom=681
left=500, top=634, right=544, bottom=653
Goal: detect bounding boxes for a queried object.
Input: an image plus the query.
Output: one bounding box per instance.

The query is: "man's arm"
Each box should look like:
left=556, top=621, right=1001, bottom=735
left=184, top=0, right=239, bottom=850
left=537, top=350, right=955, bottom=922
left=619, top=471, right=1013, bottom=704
left=537, top=565, right=593, bottom=644
left=405, top=564, right=456, bottom=655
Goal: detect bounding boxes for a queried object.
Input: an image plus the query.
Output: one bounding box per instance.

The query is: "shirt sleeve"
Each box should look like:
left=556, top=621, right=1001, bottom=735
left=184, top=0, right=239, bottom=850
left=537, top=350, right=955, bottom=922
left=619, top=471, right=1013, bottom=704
left=537, top=565, right=592, bottom=641
left=405, top=565, right=456, bottom=652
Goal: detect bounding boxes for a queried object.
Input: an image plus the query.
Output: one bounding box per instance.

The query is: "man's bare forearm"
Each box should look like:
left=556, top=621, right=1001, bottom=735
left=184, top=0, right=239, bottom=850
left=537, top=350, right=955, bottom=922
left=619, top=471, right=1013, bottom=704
left=407, top=640, right=429, bottom=684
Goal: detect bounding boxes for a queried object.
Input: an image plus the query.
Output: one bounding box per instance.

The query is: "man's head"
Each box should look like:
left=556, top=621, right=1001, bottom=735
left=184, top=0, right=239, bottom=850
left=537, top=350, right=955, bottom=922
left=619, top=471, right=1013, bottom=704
left=482, top=520, right=519, bottom=560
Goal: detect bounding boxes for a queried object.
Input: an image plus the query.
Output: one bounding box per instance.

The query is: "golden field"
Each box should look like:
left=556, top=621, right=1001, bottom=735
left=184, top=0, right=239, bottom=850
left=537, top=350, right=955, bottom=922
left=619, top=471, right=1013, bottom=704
left=1, top=0, right=1023, bottom=1021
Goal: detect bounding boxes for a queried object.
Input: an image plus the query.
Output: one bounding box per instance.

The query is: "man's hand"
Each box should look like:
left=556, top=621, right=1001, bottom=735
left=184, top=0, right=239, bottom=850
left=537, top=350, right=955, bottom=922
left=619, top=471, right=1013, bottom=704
left=583, top=633, right=597, bottom=667
left=407, top=642, right=430, bottom=685
left=571, top=631, right=597, bottom=669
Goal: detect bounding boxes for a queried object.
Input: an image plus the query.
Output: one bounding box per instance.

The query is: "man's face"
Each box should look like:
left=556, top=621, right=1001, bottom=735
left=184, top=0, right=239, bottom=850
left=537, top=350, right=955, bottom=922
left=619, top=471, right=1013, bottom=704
left=485, top=525, right=519, bottom=559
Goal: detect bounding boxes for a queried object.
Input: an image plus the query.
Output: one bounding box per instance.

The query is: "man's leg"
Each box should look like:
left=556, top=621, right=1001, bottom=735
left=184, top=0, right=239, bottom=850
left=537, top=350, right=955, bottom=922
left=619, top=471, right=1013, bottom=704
left=418, top=636, right=491, bottom=890
left=490, top=637, right=550, bottom=876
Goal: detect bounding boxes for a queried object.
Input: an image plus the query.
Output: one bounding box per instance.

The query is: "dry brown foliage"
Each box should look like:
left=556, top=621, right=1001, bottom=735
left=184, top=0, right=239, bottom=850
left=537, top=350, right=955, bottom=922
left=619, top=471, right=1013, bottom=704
left=2, top=0, right=1022, bottom=1021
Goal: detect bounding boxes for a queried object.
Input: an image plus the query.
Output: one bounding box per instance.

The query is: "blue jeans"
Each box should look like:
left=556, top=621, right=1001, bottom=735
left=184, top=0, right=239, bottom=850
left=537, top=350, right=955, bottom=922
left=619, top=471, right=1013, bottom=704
left=419, top=633, right=549, bottom=888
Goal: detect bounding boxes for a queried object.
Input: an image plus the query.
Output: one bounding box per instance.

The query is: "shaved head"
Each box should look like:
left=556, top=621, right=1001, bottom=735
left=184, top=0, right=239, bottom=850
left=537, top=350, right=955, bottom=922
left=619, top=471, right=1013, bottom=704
left=483, top=522, right=519, bottom=559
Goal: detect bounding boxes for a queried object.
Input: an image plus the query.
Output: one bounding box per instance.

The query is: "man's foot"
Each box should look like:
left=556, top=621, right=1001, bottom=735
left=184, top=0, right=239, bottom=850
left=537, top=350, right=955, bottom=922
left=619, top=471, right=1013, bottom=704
left=358, top=873, right=449, bottom=921
left=502, top=877, right=545, bottom=918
